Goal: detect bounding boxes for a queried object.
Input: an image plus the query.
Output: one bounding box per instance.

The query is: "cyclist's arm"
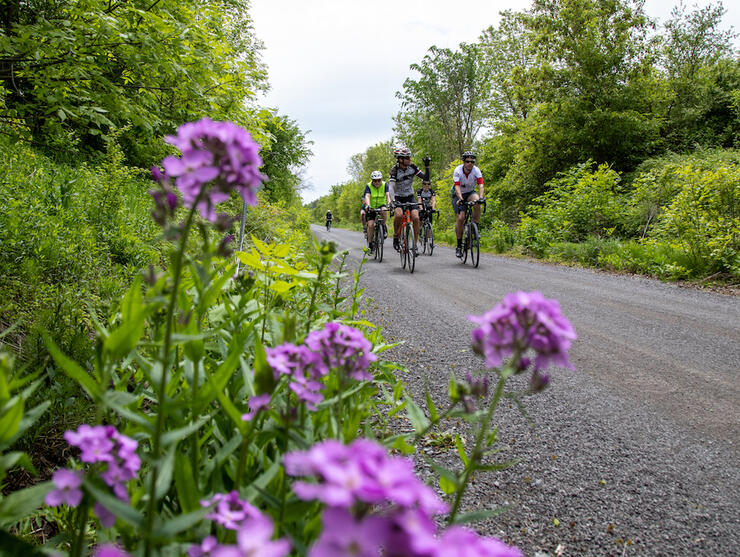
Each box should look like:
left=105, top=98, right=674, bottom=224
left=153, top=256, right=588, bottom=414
left=431, top=191, right=437, bottom=210
left=453, top=183, right=463, bottom=202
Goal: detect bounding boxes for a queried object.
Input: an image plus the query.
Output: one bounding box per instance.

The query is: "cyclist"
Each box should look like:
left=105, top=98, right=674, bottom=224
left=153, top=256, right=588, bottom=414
left=451, top=151, right=484, bottom=258
left=389, top=146, right=429, bottom=251
left=417, top=179, right=436, bottom=222
left=363, top=170, right=391, bottom=251
left=325, top=209, right=333, bottom=230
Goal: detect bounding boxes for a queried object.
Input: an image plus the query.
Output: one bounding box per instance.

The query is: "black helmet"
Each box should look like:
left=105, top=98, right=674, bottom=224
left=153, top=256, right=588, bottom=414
left=462, top=151, right=476, bottom=161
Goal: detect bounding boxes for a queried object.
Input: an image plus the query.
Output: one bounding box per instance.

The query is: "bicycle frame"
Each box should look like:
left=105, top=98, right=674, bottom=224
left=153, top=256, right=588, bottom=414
left=395, top=202, right=419, bottom=273
left=460, top=199, right=485, bottom=268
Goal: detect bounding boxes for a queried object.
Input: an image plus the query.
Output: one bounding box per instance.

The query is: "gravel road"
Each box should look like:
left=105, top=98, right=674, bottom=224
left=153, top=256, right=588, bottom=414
left=312, top=225, right=740, bottom=557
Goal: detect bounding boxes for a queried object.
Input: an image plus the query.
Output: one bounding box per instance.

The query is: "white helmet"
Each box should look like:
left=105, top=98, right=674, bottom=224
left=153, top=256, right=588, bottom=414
left=370, top=170, right=383, bottom=180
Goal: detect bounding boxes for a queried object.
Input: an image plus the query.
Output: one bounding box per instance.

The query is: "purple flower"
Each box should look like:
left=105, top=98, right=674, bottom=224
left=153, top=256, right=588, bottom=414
left=242, top=393, right=271, bottom=422
left=530, top=369, right=550, bottom=393
left=62, top=424, right=140, bottom=511
left=64, top=425, right=116, bottom=463
left=202, top=491, right=261, bottom=530
left=160, top=119, right=266, bottom=222
left=233, top=514, right=291, bottom=557
left=310, top=507, right=390, bottom=557
left=285, top=439, right=447, bottom=515
left=45, top=468, right=83, bottom=507
left=93, top=545, right=131, bottom=557
left=435, top=526, right=523, bottom=557
left=94, top=502, right=116, bottom=527
left=188, top=536, right=220, bottom=557
left=469, top=291, right=576, bottom=372
left=304, top=323, right=377, bottom=380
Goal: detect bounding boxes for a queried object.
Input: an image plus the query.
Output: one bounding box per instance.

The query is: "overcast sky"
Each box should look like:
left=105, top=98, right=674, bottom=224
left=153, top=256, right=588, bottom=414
left=250, top=0, right=739, bottom=204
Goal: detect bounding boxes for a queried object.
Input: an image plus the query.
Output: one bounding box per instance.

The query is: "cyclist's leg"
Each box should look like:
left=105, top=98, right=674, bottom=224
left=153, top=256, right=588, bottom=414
left=470, top=193, right=481, bottom=224
left=411, top=208, right=420, bottom=238
left=367, top=211, right=376, bottom=246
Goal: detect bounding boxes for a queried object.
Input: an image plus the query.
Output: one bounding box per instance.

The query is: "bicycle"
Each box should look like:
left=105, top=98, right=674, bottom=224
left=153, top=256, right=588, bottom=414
left=325, top=219, right=332, bottom=232
left=419, top=205, right=438, bottom=256
left=394, top=201, right=420, bottom=273
left=459, top=199, right=486, bottom=268
left=367, top=206, right=388, bottom=263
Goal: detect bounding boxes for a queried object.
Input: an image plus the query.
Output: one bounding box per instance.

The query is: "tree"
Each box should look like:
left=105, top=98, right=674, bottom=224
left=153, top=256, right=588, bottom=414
left=479, top=10, right=539, bottom=123
left=395, top=43, right=493, bottom=167
left=260, top=114, right=313, bottom=206
left=0, top=0, right=269, bottom=165
left=660, top=1, right=739, bottom=150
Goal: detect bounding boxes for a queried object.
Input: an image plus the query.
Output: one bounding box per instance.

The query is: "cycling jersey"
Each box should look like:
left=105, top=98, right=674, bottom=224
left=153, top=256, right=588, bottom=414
left=451, top=164, right=483, bottom=195
left=389, top=163, right=426, bottom=197
left=363, top=181, right=388, bottom=209
left=417, top=187, right=435, bottom=204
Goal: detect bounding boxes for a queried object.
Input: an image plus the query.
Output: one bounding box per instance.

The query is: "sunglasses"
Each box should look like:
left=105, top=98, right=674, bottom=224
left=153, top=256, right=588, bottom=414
left=464, top=160, right=475, bottom=163
left=399, top=156, right=410, bottom=160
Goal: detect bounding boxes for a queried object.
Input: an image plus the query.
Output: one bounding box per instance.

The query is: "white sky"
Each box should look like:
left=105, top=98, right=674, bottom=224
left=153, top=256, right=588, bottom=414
left=250, top=0, right=739, bottom=204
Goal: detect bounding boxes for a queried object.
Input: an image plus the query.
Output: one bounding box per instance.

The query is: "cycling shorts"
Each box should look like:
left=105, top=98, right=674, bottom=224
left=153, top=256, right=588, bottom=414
left=394, top=194, right=417, bottom=210
left=452, top=190, right=476, bottom=215
left=366, top=207, right=386, bottom=222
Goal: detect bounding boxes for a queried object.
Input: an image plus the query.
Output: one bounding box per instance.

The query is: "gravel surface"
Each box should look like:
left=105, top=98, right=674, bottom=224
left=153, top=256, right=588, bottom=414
left=314, top=225, right=740, bottom=557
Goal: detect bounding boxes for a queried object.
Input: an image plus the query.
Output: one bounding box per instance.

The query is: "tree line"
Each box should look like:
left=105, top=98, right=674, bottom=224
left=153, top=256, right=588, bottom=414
left=311, top=0, right=738, bottom=230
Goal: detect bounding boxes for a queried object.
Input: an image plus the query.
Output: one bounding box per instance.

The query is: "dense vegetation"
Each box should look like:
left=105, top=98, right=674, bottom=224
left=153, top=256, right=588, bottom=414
left=311, top=0, right=739, bottom=282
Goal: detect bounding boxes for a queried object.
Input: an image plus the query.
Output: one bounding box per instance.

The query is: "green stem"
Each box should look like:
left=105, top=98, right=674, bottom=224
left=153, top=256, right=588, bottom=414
left=143, top=202, right=200, bottom=557
left=70, top=503, right=88, bottom=557
left=190, top=357, right=201, bottom=488
left=448, top=373, right=507, bottom=525
left=305, top=261, right=325, bottom=336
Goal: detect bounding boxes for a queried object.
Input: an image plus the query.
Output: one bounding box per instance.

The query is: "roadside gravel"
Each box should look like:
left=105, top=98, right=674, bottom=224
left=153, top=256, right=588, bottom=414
left=315, top=225, right=740, bottom=557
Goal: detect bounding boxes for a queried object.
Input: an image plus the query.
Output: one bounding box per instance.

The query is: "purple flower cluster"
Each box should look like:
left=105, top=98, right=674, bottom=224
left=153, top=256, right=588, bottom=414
left=200, top=491, right=261, bottom=530
left=157, top=118, right=266, bottom=221
left=284, top=439, right=446, bottom=513
left=284, top=439, right=521, bottom=557
left=265, top=323, right=377, bottom=410
left=469, top=291, right=576, bottom=374
left=266, top=343, right=324, bottom=410
left=190, top=493, right=290, bottom=557
left=305, top=322, right=377, bottom=381
left=45, top=425, right=141, bottom=527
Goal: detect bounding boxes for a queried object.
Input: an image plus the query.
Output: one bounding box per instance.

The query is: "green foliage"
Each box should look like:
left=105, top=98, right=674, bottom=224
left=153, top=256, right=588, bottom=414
left=517, top=162, right=629, bottom=255
left=259, top=114, right=313, bottom=207
left=0, top=0, right=269, bottom=165
left=0, top=134, right=162, bottom=367
left=395, top=42, right=493, bottom=167
left=650, top=163, right=740, bottom=275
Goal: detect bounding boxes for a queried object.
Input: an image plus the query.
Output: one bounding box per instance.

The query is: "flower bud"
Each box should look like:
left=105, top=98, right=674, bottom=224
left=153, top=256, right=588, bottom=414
left=530, top=370, right=550, bottom=393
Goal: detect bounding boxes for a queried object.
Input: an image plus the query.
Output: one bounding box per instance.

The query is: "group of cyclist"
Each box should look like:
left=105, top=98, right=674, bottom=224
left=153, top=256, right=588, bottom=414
left=325, top=146, right=484, bottom=259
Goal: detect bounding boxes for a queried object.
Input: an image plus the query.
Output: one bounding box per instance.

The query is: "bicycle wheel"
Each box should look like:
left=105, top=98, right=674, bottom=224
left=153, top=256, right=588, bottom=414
left=470, top=222, right=480, bottom=268
left=376, top=224, right=384, bottom=263
left=400, top=224, right=407, bottom=269
left=427, top=223, right=434, bottom=256
left=406, top=222, right=416, bottom=273
left=421, top=223, right=428, bottom=254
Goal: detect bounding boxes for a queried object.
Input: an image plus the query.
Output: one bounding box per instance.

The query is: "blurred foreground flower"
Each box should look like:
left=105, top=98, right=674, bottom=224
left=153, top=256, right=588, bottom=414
left=469, top=291, right=576, bottom=373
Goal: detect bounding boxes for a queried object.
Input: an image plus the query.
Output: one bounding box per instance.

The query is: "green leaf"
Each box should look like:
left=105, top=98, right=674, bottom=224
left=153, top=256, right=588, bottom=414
left=83, top=479, right=145, bottom=528
left=425, top=389, right=439, bottom=422
left=6, top=400, right=49, bottom=447
left=104, top=280, right=147, bottom=360
left=174, top=453, right=200, bottom=514
left=455, top=434, right=469, bottom=466
left=42, top=332, right=101, bottom=399
left=448, top=373, right=458, bottom=400
left=391, top=435, right=416, bottom=455
left=0, top=401, right=23, bottom=444
left=0, top=527, right=50, bottom=557
left=161, top=414, right=212, bottom=447
left=0, top=482, right=52, bottom=528
left=252, top=337, right=276, bottom=396
left=155, top=445, right=176, bottom=500
left=439, top=475, right=457, bottom=495
left=451, top=507, right=509, bottom=525
left=152, top=506, right=210, bottom=537
left=405, top=397, right=430, bottom=434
